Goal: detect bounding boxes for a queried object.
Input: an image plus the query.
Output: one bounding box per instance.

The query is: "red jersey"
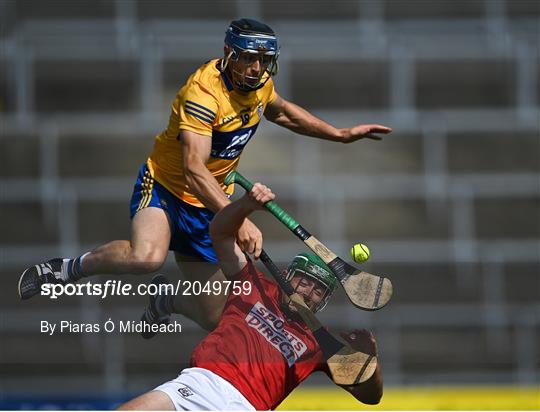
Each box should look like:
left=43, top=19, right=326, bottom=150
left=190, top=261, right=329, bottom=410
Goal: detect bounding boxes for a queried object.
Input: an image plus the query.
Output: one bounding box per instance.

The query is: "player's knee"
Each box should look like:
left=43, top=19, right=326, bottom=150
left=129, top=249, right=166, bottom=274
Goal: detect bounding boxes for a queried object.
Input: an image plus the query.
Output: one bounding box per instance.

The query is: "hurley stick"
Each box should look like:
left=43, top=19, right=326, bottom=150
left=259, top=249, right=377, bottom=385
left=224, top=171, right=392, bottom=311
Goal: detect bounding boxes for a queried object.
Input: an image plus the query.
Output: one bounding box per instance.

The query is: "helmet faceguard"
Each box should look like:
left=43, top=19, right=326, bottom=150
left=221, top=18, right=279, bottom=91
left=285, top=253, right=337, bottom=313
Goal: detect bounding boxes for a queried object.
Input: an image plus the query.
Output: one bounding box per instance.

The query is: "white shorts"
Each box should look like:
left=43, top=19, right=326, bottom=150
left=154, top=367, right=256, bottom=411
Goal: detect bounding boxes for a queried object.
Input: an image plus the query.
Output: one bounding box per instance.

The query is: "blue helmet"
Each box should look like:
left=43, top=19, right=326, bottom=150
left=222, top=18, right=279, bottom=90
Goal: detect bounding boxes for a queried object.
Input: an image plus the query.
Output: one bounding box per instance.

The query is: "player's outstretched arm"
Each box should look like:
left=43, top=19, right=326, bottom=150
left=264, top=94, right=392, bottom=143
left=210, top=183, right=275, bottom=277
left=335, top=329, right=383, bottom=405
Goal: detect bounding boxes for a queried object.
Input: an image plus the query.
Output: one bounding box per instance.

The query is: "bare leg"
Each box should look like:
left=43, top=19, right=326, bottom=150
left=18, top=207, right=174, bottom=300
left=170, top=252, right=229, bottom=331
left=117, top=390, right=175, bottom=411
left=82, top=207, right=171, bottom=276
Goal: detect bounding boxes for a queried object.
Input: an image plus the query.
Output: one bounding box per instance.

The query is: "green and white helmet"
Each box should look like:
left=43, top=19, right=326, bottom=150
left=285, top=253, right=337, bottom=312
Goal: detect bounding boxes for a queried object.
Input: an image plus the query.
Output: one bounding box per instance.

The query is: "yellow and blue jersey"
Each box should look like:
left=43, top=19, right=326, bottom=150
left=147, top=59, right=277, bottom=207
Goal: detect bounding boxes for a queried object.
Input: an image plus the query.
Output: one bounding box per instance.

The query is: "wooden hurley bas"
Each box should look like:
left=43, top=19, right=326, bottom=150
left=224, top=171, right=393, bottom=311
left=259, top=249, right=377, bottom=385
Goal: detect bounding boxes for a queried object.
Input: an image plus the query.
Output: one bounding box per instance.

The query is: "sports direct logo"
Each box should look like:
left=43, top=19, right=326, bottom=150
left=245, top=302, right=307, bottom=367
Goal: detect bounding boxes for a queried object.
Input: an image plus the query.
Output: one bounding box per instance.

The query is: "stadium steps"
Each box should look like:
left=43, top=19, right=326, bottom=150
left=3, top=50, right=535, bottom=116
left=1, top=164, right=537, bottom=254
left=344, top=199, right=451, bottom=239
left=503, top=263, right=540, bottom=303
left=136, top=0, right=236, bottom=20
left=384, top=0, right=539, bottom=20
left=290, top=61, right=389, bottom=110
left=325, top=262, right=540, bottom=304
left=0, top=330, right=205, bottom=377
left=10, top=0, right=115, bottom=20
left=416, top=60, right=517, bottom=109
left=1, top=333, right=97, bottom=367
left=58, top=134, right=152, bottom=178
left=16, top=127, right=533, bottom=181
left=474, top=197, right=540, bottom=238
left=24, top=58, right=526, bottom=113
left=366, top=263, right=483, bottom=304
left=400, top=326, right=522, bottom=372
left=259, top=0, right=540, bottom=21
left=316, top=133, right=424, bottom=175
left=0, top=60, right=13, bottom=111
left=35, top=60, right=140, bottom=113
left=9, top=0, right=540, bottom=22
left=77, top=200, right=133, bottom=243
left=341, top=196, right=540, bottom=240
left=0, top=202, right=60, bottom=245
left=289, top=59, right=519, bottom=111
left=0, top=134, right=40, bottom=177
left=447, top=132, right=540, bottom=173
left=383, top=0, right=486, bottom=20
left=261, top=0, right=361, bottom=20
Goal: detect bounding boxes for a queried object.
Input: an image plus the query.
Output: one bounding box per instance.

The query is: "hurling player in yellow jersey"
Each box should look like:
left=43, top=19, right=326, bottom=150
left=18, top=18, right=391, bottom=331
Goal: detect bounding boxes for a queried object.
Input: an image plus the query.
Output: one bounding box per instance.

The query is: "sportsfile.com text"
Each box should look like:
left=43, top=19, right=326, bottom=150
left=40, top=279, right=252, bottom=300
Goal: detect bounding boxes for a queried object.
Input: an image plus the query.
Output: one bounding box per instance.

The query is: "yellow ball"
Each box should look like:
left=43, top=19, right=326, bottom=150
left=350, top=243, right=370, bottom=263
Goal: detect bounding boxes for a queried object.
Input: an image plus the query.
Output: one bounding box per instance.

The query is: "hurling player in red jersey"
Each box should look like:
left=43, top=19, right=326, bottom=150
left=119, top=183, right=383, bottom=410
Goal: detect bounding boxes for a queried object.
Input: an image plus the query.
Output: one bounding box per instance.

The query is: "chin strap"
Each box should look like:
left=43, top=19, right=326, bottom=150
left=220, top=50, right=235, bottom=72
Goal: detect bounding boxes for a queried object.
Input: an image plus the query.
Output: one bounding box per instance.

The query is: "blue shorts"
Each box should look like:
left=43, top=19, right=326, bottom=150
left=129, top=164, right=217, bottom=263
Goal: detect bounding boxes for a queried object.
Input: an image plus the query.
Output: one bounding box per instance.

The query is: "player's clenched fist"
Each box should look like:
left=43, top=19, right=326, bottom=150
left=237, top=218, right=263, bottom=258
left=246, top=183, right=275, bottom=209
left=339, top=329, right=378, bottom=357
left=235, top=183, right=274, bottom=259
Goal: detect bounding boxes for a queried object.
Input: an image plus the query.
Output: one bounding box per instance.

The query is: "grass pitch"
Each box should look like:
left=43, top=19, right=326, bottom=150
left=277, top=385, right=540, bottom=410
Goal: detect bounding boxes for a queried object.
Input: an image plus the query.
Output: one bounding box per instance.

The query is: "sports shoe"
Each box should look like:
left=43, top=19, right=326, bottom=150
left=140, top=274, right=172, bottom=339
left=18, top=258, right=70, bottom=300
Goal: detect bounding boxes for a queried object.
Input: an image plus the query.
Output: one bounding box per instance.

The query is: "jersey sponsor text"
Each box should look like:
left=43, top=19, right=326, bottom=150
left=245, top=301, right=307, bottom=366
